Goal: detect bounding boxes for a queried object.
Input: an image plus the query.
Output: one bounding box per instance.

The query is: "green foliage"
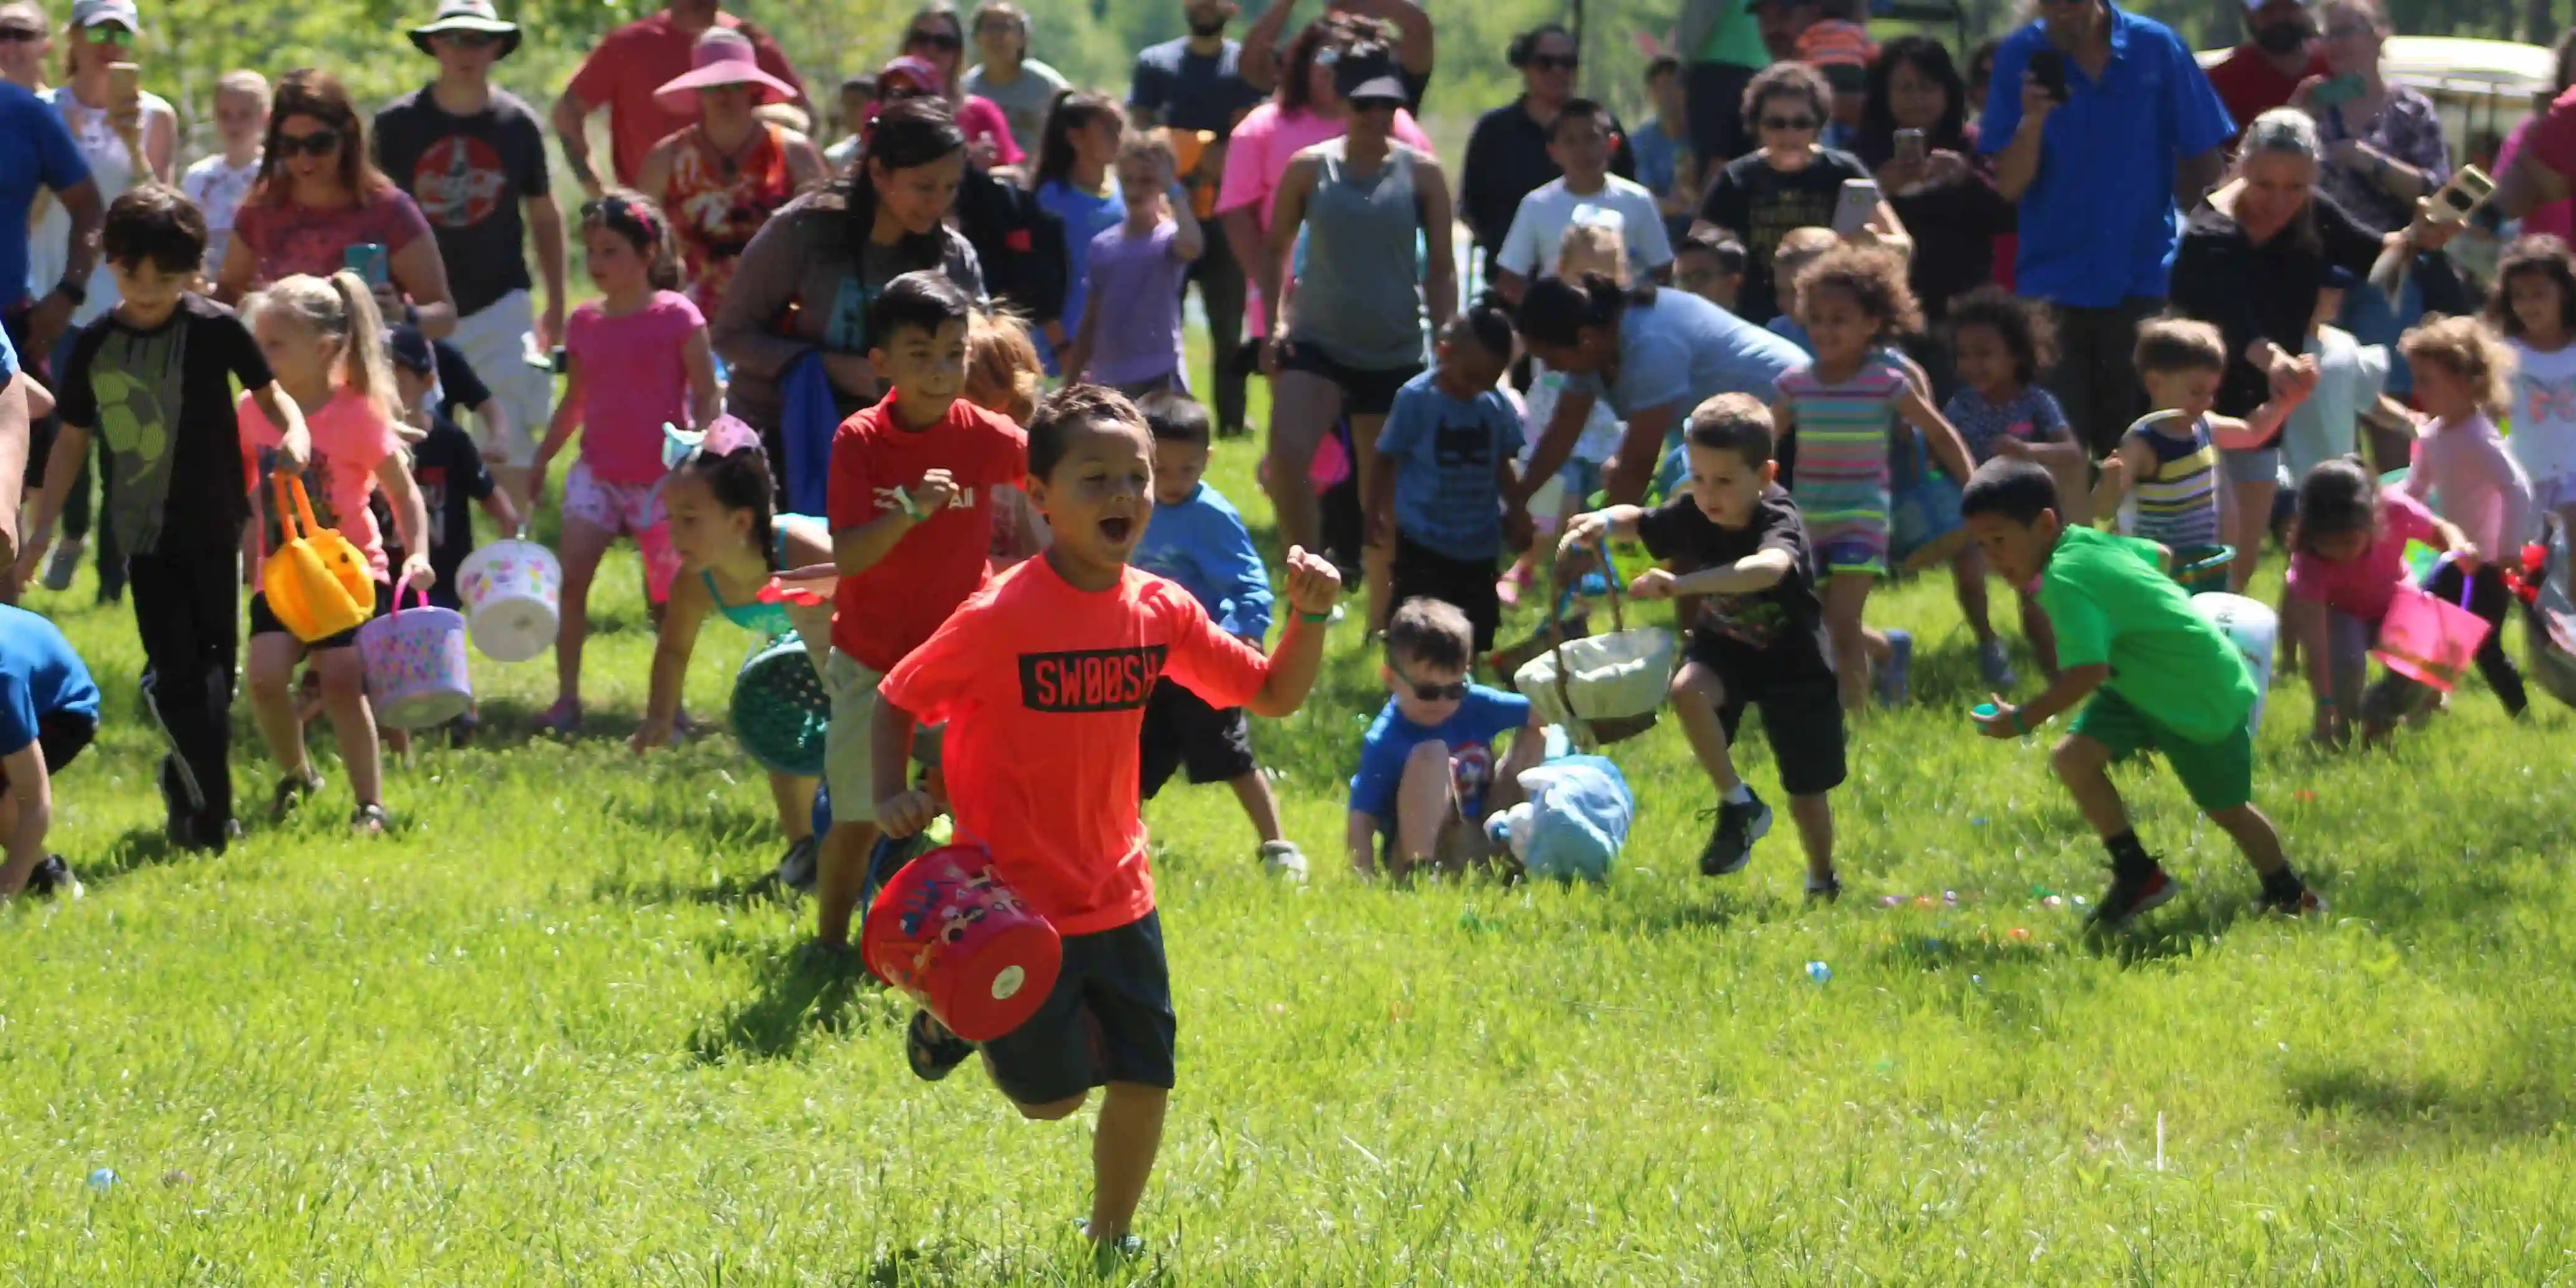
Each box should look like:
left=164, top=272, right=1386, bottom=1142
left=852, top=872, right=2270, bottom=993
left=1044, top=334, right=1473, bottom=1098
left=9, top=337, right=2576, bottom=1280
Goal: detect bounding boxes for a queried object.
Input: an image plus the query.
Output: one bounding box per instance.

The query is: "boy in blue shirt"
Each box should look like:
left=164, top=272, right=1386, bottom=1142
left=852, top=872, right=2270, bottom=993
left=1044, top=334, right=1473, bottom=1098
left=1131, top=392, right=1306, bottom=880
left=1370, top=300, right=1528, bottom=653
left=1346, top=598, right=1546, bottom=878
left=0, top=603, right=100, bottom=900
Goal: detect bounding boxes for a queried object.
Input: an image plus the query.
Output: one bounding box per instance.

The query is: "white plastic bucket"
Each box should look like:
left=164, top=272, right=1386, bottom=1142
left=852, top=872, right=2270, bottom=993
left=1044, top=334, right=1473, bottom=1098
left=456, top=539, right=562, bottom=663
left=357, top=587, right=474, bottom=729
left=2191, top=592, right=2278, bottom=733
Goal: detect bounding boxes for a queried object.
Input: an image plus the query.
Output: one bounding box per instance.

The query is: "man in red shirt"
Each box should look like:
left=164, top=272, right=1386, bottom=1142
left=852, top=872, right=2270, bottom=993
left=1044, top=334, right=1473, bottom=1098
left=2201, top=0, right=2328, bottom=140
left=549, top=0, right=807, bottom=196
left=874, top=385, right=1339, bottom=1251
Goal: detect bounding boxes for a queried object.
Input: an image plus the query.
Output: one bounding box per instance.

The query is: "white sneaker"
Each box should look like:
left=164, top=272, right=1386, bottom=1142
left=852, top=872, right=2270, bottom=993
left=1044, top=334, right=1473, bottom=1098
left=1258, top=840, right=1309, bottom=882
left=41, top=541, right=82, bottom=592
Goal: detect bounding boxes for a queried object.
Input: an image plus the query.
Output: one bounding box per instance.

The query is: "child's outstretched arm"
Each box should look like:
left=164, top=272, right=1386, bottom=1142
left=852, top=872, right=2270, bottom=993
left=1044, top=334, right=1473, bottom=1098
left=0, top=741, right=52, bottom=896
left=1164, top=154, right=1204, bottom=263
left=1973, top=662, right=2111, bottom=739
left=1243, top=547, right=1341, bottom=718
left=2427, top=515, right=2479, bottom=563
left=374, top=457, right=436, bottom=594
left=2090, top=438, right=2149, bottom=521
left=1898, top=383, right=1977, bottom=483
left=683, top=329, right=721, bottom=431
left=2211, top=385, right=2308, bottom=451
left=1344, top=810, right=1380, bottom=880
left=634, top=572, right=710, bottom=752
left=1631, top=545, right=1793, bottom=600
left=2282, top=592, right=2343, bottom=743
left=531, top=356, right=584, bottom=491
left=479, top=484, right=524, bottom=537
left=872, top=698, right=933, bottom=839
left=248, top=382, right=314, bottom=473
left=835, top=468, right=959, bottom=575
left=1556, top=505, right=1647, bottom=558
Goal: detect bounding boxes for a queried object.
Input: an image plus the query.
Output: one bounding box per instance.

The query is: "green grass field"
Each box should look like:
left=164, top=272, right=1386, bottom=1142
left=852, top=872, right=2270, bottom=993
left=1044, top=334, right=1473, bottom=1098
left=9, top=357, right=2576, bottom=1285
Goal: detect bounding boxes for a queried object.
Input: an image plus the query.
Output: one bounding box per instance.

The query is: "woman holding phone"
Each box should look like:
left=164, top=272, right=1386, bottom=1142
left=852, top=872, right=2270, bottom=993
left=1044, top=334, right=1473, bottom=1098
left=2299, top=0, right=2447, bottom=236
left=1852, top=36, right=2010, bottom=335
left=1697, top=62, right=1906, bottom=330
left=22, top=0, right=175, bottom=601
left=218, top=68, right=456, bottom=339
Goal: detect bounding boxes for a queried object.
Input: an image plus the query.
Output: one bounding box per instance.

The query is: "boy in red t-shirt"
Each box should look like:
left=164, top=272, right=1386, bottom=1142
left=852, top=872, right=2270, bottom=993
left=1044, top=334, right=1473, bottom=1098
left=816, top=271, right=1031, bottom=952
left=873, top=385, right=1340, bottom=1251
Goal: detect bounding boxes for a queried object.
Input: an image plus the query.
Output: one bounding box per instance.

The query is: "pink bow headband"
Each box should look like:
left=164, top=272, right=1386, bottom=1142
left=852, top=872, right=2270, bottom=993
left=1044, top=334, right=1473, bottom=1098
left=662, top=416, right=765, bottom=469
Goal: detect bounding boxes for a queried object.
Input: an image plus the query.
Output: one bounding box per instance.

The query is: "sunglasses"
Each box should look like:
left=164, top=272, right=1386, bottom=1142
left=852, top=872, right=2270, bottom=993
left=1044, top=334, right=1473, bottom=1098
left=275, top=128, right=342, bottom=158
left=2323, top=22, right=2373, bottom=38
left=1528, top=53, right=1578, bottom=72
left=1760, top=115, right=1818, bottom=132
left=435, top=31, right=499, bottom=48
left=0, top=26, right=43, bottom=41
left=1393, top=668, right=1469, bottom=703
left=907, top=29, right=962, bottom=50
left=82, top=23, right=134, bottom=45
left=1351, top=96, right=1402, bottom=113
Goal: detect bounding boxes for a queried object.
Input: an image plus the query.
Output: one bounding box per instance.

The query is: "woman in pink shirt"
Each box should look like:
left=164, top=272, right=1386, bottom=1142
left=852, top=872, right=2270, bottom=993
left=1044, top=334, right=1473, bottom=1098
left=217, top=69, right=457, bottom=339
left=1214, top=14, right=1434, bottom=345
left=896, top=4, right=1021, bottom=169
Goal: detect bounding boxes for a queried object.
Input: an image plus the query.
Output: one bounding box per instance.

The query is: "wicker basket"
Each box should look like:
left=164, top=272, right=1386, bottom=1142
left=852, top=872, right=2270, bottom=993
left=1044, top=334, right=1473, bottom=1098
left=1512, top=542, right=1674, bottom=749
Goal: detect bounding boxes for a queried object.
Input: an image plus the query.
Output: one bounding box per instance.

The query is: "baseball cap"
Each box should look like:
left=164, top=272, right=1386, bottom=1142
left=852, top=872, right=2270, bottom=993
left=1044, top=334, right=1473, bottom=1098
left=1333, top=49, right=1407, bottom=106
left=387, top=324, right=436, bottom=375
left=70, top=0, right=140, bottom=31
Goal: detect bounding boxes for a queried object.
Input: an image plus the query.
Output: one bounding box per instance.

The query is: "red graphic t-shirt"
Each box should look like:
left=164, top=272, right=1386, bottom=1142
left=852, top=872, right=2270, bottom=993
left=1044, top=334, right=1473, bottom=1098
left=879, top=558, right=1272, bottom=934
left=826, top=398, right=1027, bottom=670
left=664, top=122, right=796, bottom=322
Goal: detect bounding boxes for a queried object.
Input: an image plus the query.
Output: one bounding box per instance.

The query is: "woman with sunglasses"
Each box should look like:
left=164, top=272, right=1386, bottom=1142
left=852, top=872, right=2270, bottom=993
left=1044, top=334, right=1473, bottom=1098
left=1459, top=22, right=1639, bottom=290
left=218, top=69, right=457, bottom=340
left=1697, top=61, right=1904, bottom=331
left=898, top=2, right=1020, bottom=169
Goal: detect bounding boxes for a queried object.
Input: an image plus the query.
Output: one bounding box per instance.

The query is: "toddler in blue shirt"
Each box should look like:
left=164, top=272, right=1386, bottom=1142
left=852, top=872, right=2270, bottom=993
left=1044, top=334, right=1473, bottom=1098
left=1346, top=598, right=1546, bottom=878
left=1131, top=392, right=1307, bottom=880
left=1371, top=299, right=1528, bottom=653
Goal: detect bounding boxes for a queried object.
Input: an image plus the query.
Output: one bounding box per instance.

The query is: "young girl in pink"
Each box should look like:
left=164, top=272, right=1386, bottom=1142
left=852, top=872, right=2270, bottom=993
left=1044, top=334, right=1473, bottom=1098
left=531, top=191, right=722, bottom=734
left=238, top=272, right=434, bottom=835
left=2285, top=457, right=2475, bottom=747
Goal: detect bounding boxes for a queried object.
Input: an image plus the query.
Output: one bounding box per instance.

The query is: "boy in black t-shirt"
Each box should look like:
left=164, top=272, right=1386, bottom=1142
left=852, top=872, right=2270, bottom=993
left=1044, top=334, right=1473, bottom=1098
left=390, top=325, right=520, bottom=611
left=16, top=186, right=314, bottom=852
left=1559, top=393, right=1845, bottom=900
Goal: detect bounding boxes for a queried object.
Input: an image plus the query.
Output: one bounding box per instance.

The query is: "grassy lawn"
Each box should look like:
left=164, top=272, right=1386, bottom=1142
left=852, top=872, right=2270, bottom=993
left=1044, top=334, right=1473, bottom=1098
left=7, top=340, right=2576, bottom=1284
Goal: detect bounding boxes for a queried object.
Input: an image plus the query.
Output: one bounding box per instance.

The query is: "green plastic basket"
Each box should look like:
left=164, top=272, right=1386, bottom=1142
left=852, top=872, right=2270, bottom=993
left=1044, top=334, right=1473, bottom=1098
left=2171, top=543, right=2236, bottom=596
left=732, top=631, right=829, bottom=777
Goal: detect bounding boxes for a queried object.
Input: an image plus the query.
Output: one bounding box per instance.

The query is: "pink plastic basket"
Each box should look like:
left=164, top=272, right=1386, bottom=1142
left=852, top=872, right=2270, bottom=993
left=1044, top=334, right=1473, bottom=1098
left=357, top=587, right=474, bottom=729
left=2373, top=574, right=2491, bottom=691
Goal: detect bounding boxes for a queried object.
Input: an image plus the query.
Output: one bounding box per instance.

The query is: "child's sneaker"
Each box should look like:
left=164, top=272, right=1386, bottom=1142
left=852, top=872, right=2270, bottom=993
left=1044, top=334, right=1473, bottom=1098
left=536, top=699, right=583, bottom=737
left=26, top=855, right=81, bottom=900
left=2257, top=877, right=2327, bottom=918
left=350, top=803, right=392, bottom=835
left=1977, top=639, right=2017, bottom=690
left=1874, top=630, right=1914, bottom=707
left=1074, top=1219, right=1147, bottom=1259
left=905, top=1009, right=973, bottom=1082
left=773, top=835, right=819, bottom=893
left=269, top=771, right=324, bottom=823
left=1805, top=872, right=1843, bottom=904
left=2090, top=863, right=2179, bottom=926
left=1257, top=840, right=1310, bottom=882
left=1697, top=790, right=1771, bottom=876
left=40, top=540, right=80, bottom=592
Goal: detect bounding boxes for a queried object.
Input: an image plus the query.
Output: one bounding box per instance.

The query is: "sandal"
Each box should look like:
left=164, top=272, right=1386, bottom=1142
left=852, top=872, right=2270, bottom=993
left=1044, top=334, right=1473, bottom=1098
left=269, top=772, right=324, bottom=822
left=905, top=1009, right=972, bottom=1083
left=536, top=698, right=583, bottom=737
left=350, top=802, right=392, bottom=835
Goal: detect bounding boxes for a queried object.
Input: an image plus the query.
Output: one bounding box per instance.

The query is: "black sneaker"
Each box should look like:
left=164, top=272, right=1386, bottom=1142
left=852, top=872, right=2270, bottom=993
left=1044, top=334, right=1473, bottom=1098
left=1697, top=791, right=1772, bottom=877
left=773, top=834, right=819, bottom=893
left=25, top=855, right=80, bottom=900
left=2091, top=863, right=2179, bottom=926
left=269, top=772, right=324, bottom=823
left=2257, top=882, right=2327, bottom=918
left=1805, top=873, right=1843, bottom=904
left=157, top=756, right=196, bottom=846
left=905, top=1008, right=973, bottom=1082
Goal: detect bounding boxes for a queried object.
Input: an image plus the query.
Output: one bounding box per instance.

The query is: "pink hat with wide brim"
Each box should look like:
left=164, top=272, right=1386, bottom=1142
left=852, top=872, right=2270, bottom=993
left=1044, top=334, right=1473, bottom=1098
left=653, top=29, right=798, bottom=115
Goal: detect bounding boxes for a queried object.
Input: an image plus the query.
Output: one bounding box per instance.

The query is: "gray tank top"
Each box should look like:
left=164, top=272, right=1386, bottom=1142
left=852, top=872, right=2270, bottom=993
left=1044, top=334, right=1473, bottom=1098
left=1288, top=138, right=1428, bottom=372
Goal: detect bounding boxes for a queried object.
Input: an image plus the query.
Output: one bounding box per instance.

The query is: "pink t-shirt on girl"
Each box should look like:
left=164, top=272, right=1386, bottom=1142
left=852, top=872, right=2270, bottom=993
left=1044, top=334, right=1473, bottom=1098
left=562, top=291, right=705, bottom=485
left=229, top=185, right=434, bottom=286
left=1214, top=101, right=1434, bottom=333
left=2406, top=411, right=2536, bottom=561
left=238, top=387, right=406, bottom=579
left=2285, top=488, right=2438, bottom=623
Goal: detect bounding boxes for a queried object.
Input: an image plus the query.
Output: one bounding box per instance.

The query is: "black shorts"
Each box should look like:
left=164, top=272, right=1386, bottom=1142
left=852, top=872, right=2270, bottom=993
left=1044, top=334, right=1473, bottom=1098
left=983, top=910, right=1177, bottom=1105
left=247, top=580, right=393, bottom=651
left=1276, top=342, right=1421, bottom=418
left=1708, top=673, right=1847, bottom=797
left=0, top=710, right=98, bottom=789
left=1391, top=534, right=1501, bottom=653
left=1138, top=678, right=1256, bottom=797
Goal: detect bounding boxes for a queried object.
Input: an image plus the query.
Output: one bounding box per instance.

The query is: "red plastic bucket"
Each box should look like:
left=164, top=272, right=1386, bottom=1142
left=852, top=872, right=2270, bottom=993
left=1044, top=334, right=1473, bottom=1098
left=2374, top=577, right=2491, bottom=691
left=861, top=845, right=1062, bottom=1042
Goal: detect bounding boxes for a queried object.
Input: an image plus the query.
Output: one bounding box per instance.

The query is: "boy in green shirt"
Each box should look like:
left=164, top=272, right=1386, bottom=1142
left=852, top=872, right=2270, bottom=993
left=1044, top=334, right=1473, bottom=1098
left=1959, top=460, right=2322, bottom=925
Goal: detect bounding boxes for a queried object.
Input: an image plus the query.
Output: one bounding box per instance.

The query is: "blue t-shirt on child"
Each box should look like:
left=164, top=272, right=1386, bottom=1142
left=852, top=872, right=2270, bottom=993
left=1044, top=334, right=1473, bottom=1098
left=1944, top=385, right=2070, bottom=463
left=1348, top=684, right=1531, bottom=822
left=1377, top=371, right=1524, bottom=560
left=1133, top=481, right=1273, bottom=640
left=0, top=604, right=100, bottom=756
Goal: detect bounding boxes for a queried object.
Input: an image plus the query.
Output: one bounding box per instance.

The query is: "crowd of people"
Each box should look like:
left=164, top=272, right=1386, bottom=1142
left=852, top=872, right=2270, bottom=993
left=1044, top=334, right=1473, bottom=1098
left=9, top=0, right=2576, bottom=1253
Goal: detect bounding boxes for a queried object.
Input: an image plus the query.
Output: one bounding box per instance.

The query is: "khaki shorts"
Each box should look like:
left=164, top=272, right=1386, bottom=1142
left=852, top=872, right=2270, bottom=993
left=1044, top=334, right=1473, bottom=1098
left=824, top=650, right=942, bottom=824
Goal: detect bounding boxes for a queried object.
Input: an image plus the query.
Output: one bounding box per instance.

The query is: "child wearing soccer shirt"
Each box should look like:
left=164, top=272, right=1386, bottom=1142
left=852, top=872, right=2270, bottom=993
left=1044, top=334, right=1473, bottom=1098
left=814, top=271, right=1032, bottom=954
left=1345, top=598, right=1546, bottom=880
left=1558, top=395, right=1846, bottom=898
left=1962, top=459, right=2323, bottom=925
left=872, top=384, right=1340, bottom=1251
left=1130, top=391, right=1305, bottom=879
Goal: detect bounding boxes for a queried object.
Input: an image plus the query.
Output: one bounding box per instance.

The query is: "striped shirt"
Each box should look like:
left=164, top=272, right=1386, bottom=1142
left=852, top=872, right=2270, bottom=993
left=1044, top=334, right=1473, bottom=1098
left=1780, top=353, right=1911, bottom=572
left=2125, top=413, right=2223, bottom=548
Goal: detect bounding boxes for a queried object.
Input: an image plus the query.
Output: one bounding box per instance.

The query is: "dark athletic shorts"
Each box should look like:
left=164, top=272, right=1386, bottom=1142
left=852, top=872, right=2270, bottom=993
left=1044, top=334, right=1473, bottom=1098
left=983, top=910, right=1177, bottom=1105
left=248, top=580, right=393, bottom=651
left=1138, top=678, right=1257, bottom=797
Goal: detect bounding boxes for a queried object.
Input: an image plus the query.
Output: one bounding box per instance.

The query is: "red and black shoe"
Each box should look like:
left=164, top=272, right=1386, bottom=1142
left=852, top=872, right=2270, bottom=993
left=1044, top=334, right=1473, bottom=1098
left=2090, top=864, right=2179, bottom=927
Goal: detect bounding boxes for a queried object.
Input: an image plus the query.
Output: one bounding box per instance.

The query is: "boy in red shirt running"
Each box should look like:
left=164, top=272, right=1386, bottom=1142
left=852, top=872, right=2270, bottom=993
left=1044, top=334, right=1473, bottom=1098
left=816, top=271, right=1031, bottom=953
left=873, top=385, right=1340, bottom=1252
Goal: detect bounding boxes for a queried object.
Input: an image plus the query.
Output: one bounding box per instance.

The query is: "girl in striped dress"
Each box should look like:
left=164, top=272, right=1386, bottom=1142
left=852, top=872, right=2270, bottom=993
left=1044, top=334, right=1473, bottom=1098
left=2093, top=319, right=2300, bottom=557
left=1772, top=245, right=1975, bottom=713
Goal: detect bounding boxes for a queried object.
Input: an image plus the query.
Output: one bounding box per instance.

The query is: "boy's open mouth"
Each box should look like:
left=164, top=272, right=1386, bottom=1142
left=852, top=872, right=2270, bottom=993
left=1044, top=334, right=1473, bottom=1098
left=1099, top=516, right=1135, bottom=544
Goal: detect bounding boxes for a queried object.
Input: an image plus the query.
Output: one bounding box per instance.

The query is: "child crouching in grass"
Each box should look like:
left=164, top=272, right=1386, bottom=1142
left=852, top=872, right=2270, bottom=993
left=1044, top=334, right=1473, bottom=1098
left=872, top=385, right=1339, bottom=1252
left=1963, top=458, right=2322, bottom=925
left=1131, top=392, right=1305, bottom=879
left=1558, top=394, right=1845, bottom=898
left=1344, top=598, right=1546, bottom=880
left=2284, top=457, right=2476, bottom=747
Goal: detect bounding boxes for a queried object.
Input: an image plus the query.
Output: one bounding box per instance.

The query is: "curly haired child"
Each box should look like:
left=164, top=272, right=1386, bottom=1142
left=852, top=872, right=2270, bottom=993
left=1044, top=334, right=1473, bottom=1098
left=2394, top=314, right=2535, bottom=719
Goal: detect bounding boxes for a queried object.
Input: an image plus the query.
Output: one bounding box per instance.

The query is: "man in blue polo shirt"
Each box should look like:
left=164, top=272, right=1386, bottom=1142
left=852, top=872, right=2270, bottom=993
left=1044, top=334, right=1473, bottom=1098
left=1979, top=0, right=2232, bottom=471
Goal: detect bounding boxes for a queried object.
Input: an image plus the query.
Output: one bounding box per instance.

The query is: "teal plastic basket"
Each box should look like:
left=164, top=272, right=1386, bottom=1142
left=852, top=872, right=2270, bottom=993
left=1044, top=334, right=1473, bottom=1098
left=732, top=631, right=828, bottom=777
